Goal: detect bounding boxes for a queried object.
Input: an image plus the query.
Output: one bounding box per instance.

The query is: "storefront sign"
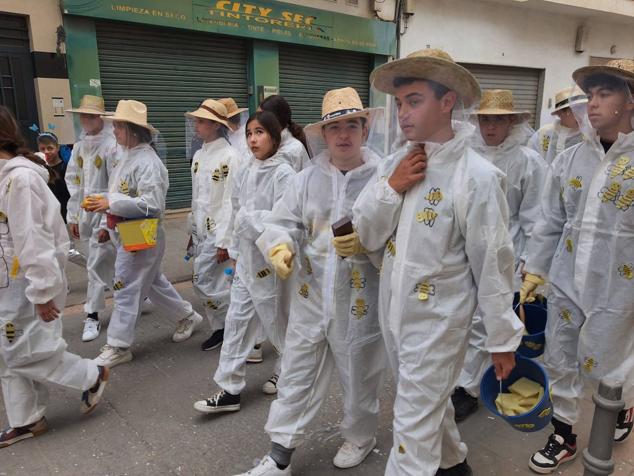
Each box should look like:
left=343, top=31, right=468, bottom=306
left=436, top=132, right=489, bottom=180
left=63, top=0, right=395, bottom=55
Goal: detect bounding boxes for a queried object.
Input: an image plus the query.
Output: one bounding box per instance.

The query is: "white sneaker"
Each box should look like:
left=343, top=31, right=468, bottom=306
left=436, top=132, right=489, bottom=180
left=234, top=455, right=291, bottom=476
left=94, top=344, right=133, bottom=368
left=172, top=311, right=203, bottom=343
left=247, top=344, right=263, bottom=364
left=262, top=374, right=278, bottom=395
left=82, top=319, right=101, bottom=342
left=333, top=438, right=376, bottom=469
left=141, top=297, right=154, bottom=314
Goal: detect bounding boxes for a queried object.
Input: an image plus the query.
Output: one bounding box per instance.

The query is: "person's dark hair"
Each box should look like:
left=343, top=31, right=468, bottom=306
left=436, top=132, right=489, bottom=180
left=246, top=111, right=282, bottom=158
left=123, top=122, right=154, bottom=144
left=259, top=95, right=309, bottom=152
left=0, top=106, right=53, bottom=182
left=392, top=77, right=451, bottom=99
left=582, top=73, right=634, bottom=95
left=37, top=131, right=59, bottom=146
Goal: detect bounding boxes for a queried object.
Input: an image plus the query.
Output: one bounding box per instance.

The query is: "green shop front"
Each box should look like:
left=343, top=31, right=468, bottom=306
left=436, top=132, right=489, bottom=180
left=62, top=0, right=395, bottom=208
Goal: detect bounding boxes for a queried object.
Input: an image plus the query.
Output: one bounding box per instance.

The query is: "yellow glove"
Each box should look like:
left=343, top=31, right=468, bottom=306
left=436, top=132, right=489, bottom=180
left=519, top=273, right=545, bottom=304
left=332, top=231, right=366, bottom=257
left=269, top=244, right=294, bottom=280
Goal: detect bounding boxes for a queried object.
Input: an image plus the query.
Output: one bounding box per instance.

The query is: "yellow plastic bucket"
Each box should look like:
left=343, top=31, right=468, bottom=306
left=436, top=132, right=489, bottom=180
left=117, top=218, right=158, bottom=252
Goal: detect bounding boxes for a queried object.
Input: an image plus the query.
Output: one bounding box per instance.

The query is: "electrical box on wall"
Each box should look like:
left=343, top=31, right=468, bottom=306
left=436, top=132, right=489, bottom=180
left=403, top=0, right=416, bottom=15
left=374, top=0, right=397, bottom=21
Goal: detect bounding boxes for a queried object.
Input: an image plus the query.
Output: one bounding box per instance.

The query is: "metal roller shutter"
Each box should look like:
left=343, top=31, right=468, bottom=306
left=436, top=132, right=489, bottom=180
left=279, top=44, right=373, bottom=126
left=462, top=64, right=542, bottom=127
left=96, top=22, right=248, bottom=209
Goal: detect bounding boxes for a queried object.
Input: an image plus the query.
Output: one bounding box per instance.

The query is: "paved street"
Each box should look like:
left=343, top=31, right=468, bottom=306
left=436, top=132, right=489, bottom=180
left=1, top=214, right=632, bottom=476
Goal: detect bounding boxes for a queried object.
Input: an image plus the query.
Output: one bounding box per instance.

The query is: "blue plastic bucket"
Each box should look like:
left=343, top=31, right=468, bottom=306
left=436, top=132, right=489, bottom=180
left=480, top=355, right=553, bottom=432
left=512, top=292, right=547, bottom=358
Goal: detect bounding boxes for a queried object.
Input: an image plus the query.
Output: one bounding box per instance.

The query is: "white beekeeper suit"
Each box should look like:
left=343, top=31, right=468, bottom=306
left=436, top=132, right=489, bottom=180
left=257, top=146, right=386, bottom=450
left=213, top=152, right=295, bottom=395
left=102, top=140, right=199, bottom=348
left=528, top=121, right=584, bottom=165
left=279, top=128, right=310, bottom=172
left=189, top=136, right=240, bottom=332
left=353, top=121, right=524, bottom=474
left=65, top=124, right=117, bottom=314
left=457, top=94, right=548, bottom=398
left=525, top=127, right=634, bottom=426
left=0, top=156, right=99, bottom=428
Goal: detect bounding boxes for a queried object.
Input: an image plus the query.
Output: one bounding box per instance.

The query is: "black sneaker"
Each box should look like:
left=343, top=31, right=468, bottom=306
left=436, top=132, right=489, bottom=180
left=436, top=459, right=473, bottom=475
left=201, top=328, right=224, bottom=351
left=615, top=407, right=633, bottom=443
left=193, top=390, right=240, bottom=414
left=529, top=434, right=577, bottom=474
left=451, top=387, right=478, bottom=422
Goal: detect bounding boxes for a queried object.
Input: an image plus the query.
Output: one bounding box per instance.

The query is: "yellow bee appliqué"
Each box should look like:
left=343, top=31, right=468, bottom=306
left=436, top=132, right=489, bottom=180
left=113, top=279, right=125, bottom=291
left=77, top=156, right=84, bottom=169
left=541, top=136, right=550, bottom=153
left=256, top=268, right=271, bottom=279
left=608, top=156, right=630, bottom=178
left=193, top=161, right=199, bottom=174
left=416, top=208, right=438, bottom=227
left=598, top=182, right=621, bottom=203
left=415, top=280, right=435, bottom=301
left=3, top=322, right=23, bottom=344
left=559, top=308, right=572, bottom=322
left=624, top=167, right=634, bottom=180
left=349, top=270, right=366, bottom=290
left=615, top=189, right=634, bottom=211
left=299, top=283, right=309, bottom=298
left=303, top=256, right=313, bottom=275
left=425, top=187, right=443, bottom=206
left=73, top=175, right=81, bottom=185
left=9, top=256, right=20, bottom=279
left=583, top=357, right=597, bottom=373
left=618, top=263, right=633, bottom=280
left=119, top=179, right=129, bottom=195
left=205, top=217, right=216, bottom=232
left=221, top=164, right=229, bottom=179
left=94, top=155, right=103, bottom=169
left=565, top=238, right=573, bottom=253
left=568, top=176, right=582, bottom=190
left=386, top=239, right=396, bottom=257
left=351, top=298, right=369, bottom=319
left=212, top=169, right=222, bottom=182
left=205, top=300, right=220, bottom=310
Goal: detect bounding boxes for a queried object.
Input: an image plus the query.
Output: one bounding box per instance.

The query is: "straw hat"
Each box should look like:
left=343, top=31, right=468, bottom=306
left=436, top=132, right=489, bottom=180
left=573, top=58, right=634, bottom=90
left=551, top=86, right=588, bottom=115
left=370, top=48, right=481, bottom=108
left=304, top=87, right=382, bottom=136
left=66, top=95, right=113, bottom=115
left=104, top=99, right=155, bottom=132
left=218, top=97, right=248, bottom=118
left=185, top=99, right=230, bottom=128
left=473, top=89, right=531, bottom=121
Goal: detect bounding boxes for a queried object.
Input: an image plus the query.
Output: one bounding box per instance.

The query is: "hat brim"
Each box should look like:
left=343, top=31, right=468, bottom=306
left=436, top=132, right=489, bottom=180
left=304, top=107, right=383, bottom=137
left=66, top=107, right=114, bottom=116
left=473, top=108, right=531, bottom=121
left=184, top=109, right=231, bottom=129
left=551, top=97, right=588, bottom=115
left=573, top=65, right=634, bottom=90
left=226, top=107, right=248, bottom=118
left=370, top=56, right=481, bottom=108
left=103, top=114, right=157, bottom=133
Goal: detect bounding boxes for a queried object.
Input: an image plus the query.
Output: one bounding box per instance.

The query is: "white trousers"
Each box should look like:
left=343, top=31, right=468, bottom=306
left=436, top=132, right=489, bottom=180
left=192, top=235, right=229, bottom=332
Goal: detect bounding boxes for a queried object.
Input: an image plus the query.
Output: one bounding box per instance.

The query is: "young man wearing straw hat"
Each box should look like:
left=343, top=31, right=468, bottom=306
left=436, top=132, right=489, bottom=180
left=342, top=49, right=524, bottom=475
left=528, top=86, right=588, bottom=164
left=521, top=59, right=634, bottom=474
left=185, top=99, right=241, bottom=352
left=65, top=95, right=118, bottom=342
left=235, top=87, right=386, bottom=475
left=452, top=89, right=547, bottom=421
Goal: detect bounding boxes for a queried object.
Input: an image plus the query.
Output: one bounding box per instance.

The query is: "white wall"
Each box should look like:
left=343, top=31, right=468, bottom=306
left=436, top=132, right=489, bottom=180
left=400, top=0, right=634, bottom=126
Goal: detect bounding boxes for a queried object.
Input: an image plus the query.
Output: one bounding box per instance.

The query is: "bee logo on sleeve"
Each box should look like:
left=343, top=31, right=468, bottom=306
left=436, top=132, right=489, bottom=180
left=94, top=155, right=103, bottom=169
left=386, top=238, right=396, bottom=258
left=205, top=300, right=220, bottom=310
left=193, top=162, right=199, bottom=174
left=299, top=283, right=309, bottom=299
left=3, top=322, right=23, bottom=344
left=415, top=280, right=436, bottom=301
left=303, top=256, right=313, bottom=275
left=212, top=169, right=222, bottom=182
left=77, top=156, right=84, bottom=169
left=618, top=263, right=633, bottom=280
left=559, top=308, right=572, bottom=322
left=541, top=136, right=550, bottom=153
left=424, top=187, right=443, bottom=206
left=256, top=268, right=271, bottom=279
left=615, top=189, right=634, bottom=211
left=205, top=217, right=216, bottom=232
left=351, top=298, right=369, bottom=319
left=112, top=279, right=125, bottom=291
left=608, top=156, right=630, bottom=178
left=416, top=208, right=438, bottom=227
left=624, top=167, right=634, bottom=180
left=73, top=174, right=81, bottom=185
left=221, top=164, right=229, bottom=179
left=568, top=176, right=583, bottom=191
left=119, top=179, right=129, bottom=195
left=565, top=238, right=573, bottom=253
left=349, top=270, right=366, bottom=290
left=583, top=357, right=597, bottom=373
left=598, top=182, right=621, bottom=203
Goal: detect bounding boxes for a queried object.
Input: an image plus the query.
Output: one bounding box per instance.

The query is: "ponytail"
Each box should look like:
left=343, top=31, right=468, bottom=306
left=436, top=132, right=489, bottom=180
left=287, top=120, right=310, bottom=155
